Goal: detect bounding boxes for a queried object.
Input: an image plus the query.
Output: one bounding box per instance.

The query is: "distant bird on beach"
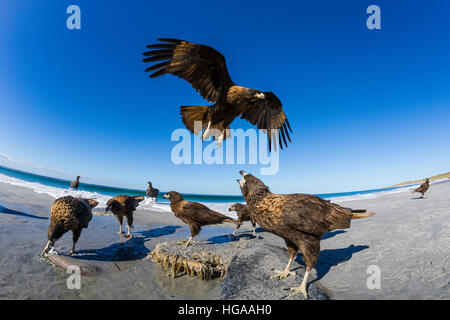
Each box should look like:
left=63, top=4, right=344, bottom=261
left=70, top=176, right=80, bottom=189
left=163, top=191, right=238, bottom=246
left=228, top=203, right=258, bottom=237
left=146, top=181, right=159, bottom=202
left=412, top=178, right=430, bottom=198
left=105, top=195, right=145, bottom=238
left=40, top=196, right=98, bottom=256
left=143, top=38, right=292, bottom=151
left=236, top=171, right=375, bottom=298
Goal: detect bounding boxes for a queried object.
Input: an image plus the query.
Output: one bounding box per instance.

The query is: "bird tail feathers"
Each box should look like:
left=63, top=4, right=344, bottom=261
left=134, top=196, right=145, bottom=202
left=223, top=218, right=239, bottom=225
left=351, top=211, right=375, bottom=219
left=180, top=106, right=209, bottom=134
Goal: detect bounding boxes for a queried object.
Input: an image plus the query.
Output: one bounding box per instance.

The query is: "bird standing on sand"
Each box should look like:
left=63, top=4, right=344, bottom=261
left=146, top=181, right=159, bottom=202
left=412, top=178, right=430, bottom=198
left=143, top=38, right=292, bottom=151
left=163, top=191, right=238, bottom=246
left=40, top=196, right=98, bottom=256
left=105, top=195, right=145, bottom=238
left=228, top=203, right=258, bottom=237
left=237, top=171, right=375, bottom=299
left=70, top=176, right=80, bottom=189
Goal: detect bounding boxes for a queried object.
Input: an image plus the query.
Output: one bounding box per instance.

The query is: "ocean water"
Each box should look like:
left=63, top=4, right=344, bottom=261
left=0, top=165, right=420, bottom=218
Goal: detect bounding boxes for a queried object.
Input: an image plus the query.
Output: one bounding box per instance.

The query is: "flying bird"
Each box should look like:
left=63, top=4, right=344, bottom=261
left=143, top=38, right=292, bottom=151
left=237, top=171, right=375, bottom=298
left=105, top=195, right=145, bottom=238
left=40, top=196, right=99, bottom=256
left=70, top=176, right=80, bottom=189
left=228, top=203, right=258, bottom=237
left=163, top=191, right=238, bottom=246
left=412, top=178, right=430, bottom=198
left=146, top=181, right=160, bottom=202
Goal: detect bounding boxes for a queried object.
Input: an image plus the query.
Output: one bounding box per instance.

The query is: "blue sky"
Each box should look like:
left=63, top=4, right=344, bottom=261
left=0, top=0, right=449, bottom=195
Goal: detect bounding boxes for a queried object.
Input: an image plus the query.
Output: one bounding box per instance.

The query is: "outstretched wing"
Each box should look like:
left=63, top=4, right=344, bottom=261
left=240, top=92, right=292, bottom=151
left=143, top=38, right=234, bottom=103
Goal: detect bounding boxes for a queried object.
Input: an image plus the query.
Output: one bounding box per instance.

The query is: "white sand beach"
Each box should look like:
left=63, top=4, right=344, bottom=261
left=0, top=178, right=448, bottom=300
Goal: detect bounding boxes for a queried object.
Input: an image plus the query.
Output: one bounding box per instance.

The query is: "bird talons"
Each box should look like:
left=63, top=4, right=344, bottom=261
left=176, top=240, right=187, bottom=246
left=270, top=269, right=295, bottom=280
left=287, top=284, right=308, bottom=299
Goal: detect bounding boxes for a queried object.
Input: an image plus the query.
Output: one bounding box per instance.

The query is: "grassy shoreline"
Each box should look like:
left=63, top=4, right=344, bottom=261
left=389, top=172, right=450, bottom=188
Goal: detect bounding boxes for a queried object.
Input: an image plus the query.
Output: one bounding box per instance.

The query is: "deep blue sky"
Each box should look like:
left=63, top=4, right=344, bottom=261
left=0, top=0, right=449, bottom=195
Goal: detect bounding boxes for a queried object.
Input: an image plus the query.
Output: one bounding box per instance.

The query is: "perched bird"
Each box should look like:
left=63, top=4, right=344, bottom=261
left=40, top=196, right=99, bottom=256
left=163, top=191, right=238, bottom=246
left=105, top=195, right=145, bottom=238
left=70, top=176, right=80, bottom=189
left=146, top=181, right=160, bottom=202
left=228, top=203, right=258, bottom=237
left=236, top=171, right=375, bottom=298
left=143, top=38, right=292, bottom=151
left=412, top=178, right=430, bottom=198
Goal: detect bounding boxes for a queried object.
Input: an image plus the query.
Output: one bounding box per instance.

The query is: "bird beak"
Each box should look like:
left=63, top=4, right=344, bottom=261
left=228, top=207, right=233, bottom=212
left=239, top=170, right=248, bottom=177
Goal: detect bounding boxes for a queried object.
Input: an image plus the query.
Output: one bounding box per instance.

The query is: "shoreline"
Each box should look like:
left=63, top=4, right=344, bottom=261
left=0, top=178, right=449, bottom=299
left=389, top=172, right=450, bottom=188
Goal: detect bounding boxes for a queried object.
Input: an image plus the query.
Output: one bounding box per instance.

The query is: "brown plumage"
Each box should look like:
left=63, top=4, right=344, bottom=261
left=412, top=178, right=430, bottom=198
left=146, top=181, right=159, bottom=202
left=143, top=38, right=292, bottom=151
left=70, top=176, right=80, bottom=189
left=105, top=195, right=145, bottom=238
left=40, top=196, right=99, bottom=256
left=163, top=191, right=238, bottom=246
left=237, top=171, right=374, bottom=298
left=228, top=203, right=258, bottom=237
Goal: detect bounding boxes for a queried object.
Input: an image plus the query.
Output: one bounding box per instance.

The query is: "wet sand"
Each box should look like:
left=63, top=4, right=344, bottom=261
left=0, top=180, right=449, bottom=299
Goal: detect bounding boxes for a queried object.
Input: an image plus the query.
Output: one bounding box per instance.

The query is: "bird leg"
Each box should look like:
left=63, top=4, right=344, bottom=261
left=287, top=270, right=310, bottom=299
left=252, top=226, right=259, bottom=238
left=216, top=131, right=226, bottom=148
left=232, top=221, right=242, bottom=236
left=125, top=225, right=133, bottom=238
left=116, top=216, right=125, bottom=235
left=40, top=241, right=52, bottom=256
left=177, top=236, right=193, bottom=247
left=70, top=229, right=82, bottom=255
left=270, top=254, right=296, bottom=279
left=202, top=121, right=212, bottom=140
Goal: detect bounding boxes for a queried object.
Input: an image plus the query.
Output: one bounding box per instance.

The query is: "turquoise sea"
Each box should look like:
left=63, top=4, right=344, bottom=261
left=0, top=165, right=404, bottom=203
